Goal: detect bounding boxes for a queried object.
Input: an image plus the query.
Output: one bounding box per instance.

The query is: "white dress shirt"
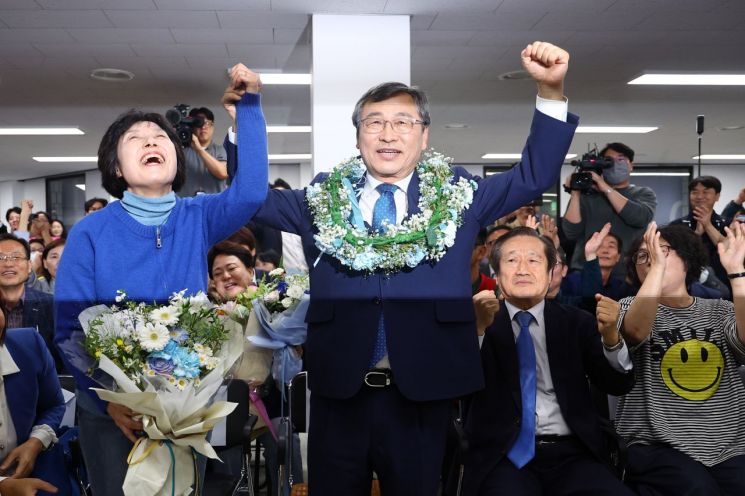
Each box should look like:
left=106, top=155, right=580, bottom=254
left=0, top=344, right=57, bottom=483
left=502, top=300, right=631, bottom=436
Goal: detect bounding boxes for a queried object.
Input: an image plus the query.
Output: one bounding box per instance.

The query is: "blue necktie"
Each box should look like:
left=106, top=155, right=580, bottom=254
left=369, top=184, right=397, bottom=367
left=507, top=311, right=537, bottom=468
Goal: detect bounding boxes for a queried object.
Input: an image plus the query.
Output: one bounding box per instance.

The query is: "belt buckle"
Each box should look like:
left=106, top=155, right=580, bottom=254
left=364, top=370, right=391, bottom=388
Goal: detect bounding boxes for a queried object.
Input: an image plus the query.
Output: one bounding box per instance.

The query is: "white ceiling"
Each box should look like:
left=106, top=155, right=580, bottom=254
left=1, top=0, right=745, bottom=181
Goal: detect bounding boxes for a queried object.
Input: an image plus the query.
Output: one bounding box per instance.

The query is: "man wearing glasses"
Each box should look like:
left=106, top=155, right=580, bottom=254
left=0, top=234, right=60, bottom=372
left=182, top=106, right=228, bottom=196
left=225, top=41, right=576, bottom=495
left=563, top=142, right=657, bottom=275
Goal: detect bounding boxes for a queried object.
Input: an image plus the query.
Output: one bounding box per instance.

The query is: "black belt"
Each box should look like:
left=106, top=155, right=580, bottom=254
left=535, top=434, right=576, bottom=445
left=364, top=369, right=394, bottom=388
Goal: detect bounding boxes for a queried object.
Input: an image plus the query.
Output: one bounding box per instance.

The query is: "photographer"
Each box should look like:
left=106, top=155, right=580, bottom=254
left=181, top=106, right=228, bottom=196
left=562, top=142, right=656, bottom=273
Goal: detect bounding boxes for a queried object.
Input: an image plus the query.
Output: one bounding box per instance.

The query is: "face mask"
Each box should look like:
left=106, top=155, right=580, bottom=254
left=603, top=161, right=630, bottom=185
left=30, top=251, right=40, bottom=263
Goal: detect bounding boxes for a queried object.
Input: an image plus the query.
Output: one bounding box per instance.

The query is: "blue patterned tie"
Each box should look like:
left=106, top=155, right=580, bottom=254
left=507, top=311, right=537, bottom=468
left=369, top=184, right=397, bottom=367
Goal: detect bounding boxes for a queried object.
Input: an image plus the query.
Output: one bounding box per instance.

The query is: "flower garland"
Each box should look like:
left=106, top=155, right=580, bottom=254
left=306, top=149, right=478, bottom=273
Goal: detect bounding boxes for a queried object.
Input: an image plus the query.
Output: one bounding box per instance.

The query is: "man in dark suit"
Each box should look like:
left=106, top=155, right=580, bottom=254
left=224, top=42, right=576, bottom=495
left=462, top=227, right=635, bottom=495
left=0, top=234, right=61, bottom=372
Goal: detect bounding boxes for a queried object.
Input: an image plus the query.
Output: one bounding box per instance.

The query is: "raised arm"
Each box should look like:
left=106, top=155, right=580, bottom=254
left=718, top=222, right=745, bottom=345
left=621, top=222, right=665, bottom=345
left=201, top=65, right=268, bottom=245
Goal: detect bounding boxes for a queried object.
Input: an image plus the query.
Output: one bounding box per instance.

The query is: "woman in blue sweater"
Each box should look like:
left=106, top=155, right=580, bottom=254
left=54, top=67, right=267, bottom=495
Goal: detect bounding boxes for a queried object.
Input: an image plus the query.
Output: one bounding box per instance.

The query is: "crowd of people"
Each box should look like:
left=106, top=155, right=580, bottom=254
left=0, top=40, right=744, bottom=496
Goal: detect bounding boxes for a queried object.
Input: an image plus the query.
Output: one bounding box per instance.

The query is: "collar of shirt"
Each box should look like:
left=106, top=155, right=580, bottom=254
left=0, top=344, right=20, bottom=377
left=359, top=170, right=414, bottom=225
left=504, top=299, right=546, bottom=338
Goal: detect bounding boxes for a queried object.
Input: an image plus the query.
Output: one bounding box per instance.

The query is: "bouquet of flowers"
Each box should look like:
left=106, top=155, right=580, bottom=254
left=236, top=268, right=310, bottom=386
left=79, top=289, right=247, bottom=496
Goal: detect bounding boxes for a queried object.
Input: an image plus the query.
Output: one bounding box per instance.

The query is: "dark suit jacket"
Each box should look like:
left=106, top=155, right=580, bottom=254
left=462, top=301, right=634, bottom=493
left=22, top=287, right=62, bottom=372
left=4, top=328, right=69, bottom=494
left=227, top=110, right=578, bottom=402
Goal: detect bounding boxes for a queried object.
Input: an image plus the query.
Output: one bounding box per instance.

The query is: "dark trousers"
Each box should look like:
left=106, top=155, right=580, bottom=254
left=625, top=444, right=745, bottom=496
left=479, top=437, right=633, bottom=496
left=307, top=385, right=451, bottom=496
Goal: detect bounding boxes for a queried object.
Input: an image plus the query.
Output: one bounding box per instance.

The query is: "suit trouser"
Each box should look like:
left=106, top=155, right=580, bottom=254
left=625, top=444, right=745, bottom=496
left=307, top=384, right=451, bottom=496
left=478, top=436, right=633, bottom=496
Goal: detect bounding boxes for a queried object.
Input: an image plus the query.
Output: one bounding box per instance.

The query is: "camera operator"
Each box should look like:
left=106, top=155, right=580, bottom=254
left=181, top=107, right=228, bottom=196
left=562, top=142, right=657, bottom=273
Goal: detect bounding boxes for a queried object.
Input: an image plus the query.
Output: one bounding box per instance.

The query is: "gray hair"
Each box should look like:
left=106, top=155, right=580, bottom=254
left=489, top=227, right=557, bottom=275
left=351, top=82, right=431, bottom=133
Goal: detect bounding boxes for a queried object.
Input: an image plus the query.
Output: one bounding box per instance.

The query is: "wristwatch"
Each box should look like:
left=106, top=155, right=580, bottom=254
left=604, top=187, right=613, bottom=195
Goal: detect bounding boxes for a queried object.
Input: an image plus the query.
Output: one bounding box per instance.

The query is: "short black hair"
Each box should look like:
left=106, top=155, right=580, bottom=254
left=227, top=227, right=257, bottom=254
left=271, top=178, right=291, bottom=190
left=486, top=224, right=512, bottom=238
left=688, top=176, right=722, bottom=194
left=98, top=110, right=186, bottom=199
left=600, top=142, right=635, bottom=162
left=625, top=224, right=708, bottom=290
left=489, top=226, right=557, bottom=275
left=84, top=197, right=109, bottom=212
left=0, top=233, right=30, bottom=259
left=5, top=207, right=20, bottom=223
left=352, top=82, right=431, bottom=135
left=41, top=238, right=65, bottom=281
left=475, top=228, right=488, bottom=246
left=188, top=107, right=215, bottom=123
left=256, top=249, right=281, bottom=268
left=208, top=241, right=255, bottom=279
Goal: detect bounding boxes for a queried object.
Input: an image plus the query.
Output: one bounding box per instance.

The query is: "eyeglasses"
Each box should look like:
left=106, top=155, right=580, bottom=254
left=0, top=254, right=28, bottom=263
left=198, top=120, right=214, bottom=129
left=359, top=117, right=426, bottom=135
left=632, top=245, right=672, bottom=265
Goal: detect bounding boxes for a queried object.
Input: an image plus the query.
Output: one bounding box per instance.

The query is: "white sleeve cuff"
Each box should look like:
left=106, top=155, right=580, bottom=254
left=228, top=127, right=236, bottom=145
left=536, top=95, right=568, bottom=122
left=602, top=339, right=633, bottom=373
left=30, top=424, right=57, bottom=450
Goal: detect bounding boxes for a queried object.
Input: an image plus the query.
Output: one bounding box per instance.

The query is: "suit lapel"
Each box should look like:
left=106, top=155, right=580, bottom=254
left=544, top=301, right=570, bottom=414
left=405, top=170, right=421, bottom=219
left=491, top=308, right=521, bottom=408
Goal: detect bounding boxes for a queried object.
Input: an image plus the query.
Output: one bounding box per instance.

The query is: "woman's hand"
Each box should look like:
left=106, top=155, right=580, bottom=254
left=0, top=478, right=57, bottom=495
left=0, top=438, right=43, bottom=479
left=222, top=64, right=262, bottom=124
left=718, top=222, right=745, bottom=274
left=107, top=402, right=144, bottom=444
left=642, top=221, right=666, bottom=271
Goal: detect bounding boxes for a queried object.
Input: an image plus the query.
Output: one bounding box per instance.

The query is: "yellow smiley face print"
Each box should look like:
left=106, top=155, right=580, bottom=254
left=660, top=339, right=724, bottom=401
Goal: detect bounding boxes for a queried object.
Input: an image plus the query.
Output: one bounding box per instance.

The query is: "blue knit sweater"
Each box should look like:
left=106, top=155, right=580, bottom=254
left=54, top=94, right=268, bottom=411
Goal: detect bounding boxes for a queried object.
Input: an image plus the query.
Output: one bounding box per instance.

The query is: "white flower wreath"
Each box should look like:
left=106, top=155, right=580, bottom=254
left=306, top=149, right=477, bottom=273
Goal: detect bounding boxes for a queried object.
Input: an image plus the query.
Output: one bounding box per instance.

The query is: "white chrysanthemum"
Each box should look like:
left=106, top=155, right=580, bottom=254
left=187, top=292, right=212, bottom=314
left=281, top=297, right=294, bottom=309
left=286, top=284, right=305, bottom=299
left=206, top=357, right=219, bottom=370
left=269, top=267, right=285, bottom=277
left=136, top=322, right=170, bottom=352
left=264, top=290, right=280, bottom=303
left=149, top=305, right=181, bottom=326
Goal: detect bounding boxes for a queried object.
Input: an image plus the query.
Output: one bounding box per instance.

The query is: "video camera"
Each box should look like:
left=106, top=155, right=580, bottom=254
left=165, top=104, right=204, bottom=148
left=567, top=147, right=614, bottom=194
